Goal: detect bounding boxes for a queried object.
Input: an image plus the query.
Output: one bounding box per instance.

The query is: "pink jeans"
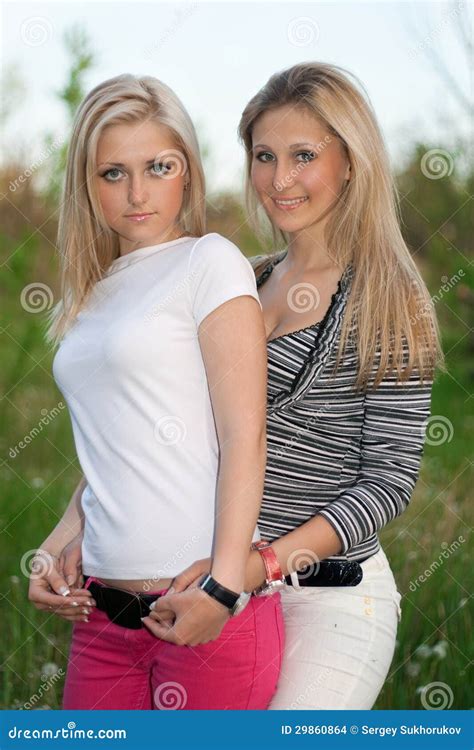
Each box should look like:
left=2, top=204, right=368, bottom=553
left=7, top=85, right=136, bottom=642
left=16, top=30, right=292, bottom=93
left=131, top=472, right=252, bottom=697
left=62, top=579, right=284, bottom=710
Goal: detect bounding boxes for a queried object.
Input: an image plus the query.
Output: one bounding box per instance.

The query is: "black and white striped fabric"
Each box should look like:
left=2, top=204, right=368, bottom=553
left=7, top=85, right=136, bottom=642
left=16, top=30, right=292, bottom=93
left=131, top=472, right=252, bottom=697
left=255, top=256, right=433, bottom=562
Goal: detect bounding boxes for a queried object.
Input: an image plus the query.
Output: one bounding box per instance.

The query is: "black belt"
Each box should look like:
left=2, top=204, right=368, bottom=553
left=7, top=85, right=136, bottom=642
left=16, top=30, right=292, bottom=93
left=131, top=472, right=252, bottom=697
left=284, top=557, right=370, bottom=587
left=85, top=578, right=164, bottom=629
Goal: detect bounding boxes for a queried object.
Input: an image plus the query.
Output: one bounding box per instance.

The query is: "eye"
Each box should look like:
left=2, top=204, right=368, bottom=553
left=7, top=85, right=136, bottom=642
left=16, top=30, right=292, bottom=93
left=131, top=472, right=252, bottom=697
left=151, top=162, right=173, bottom=176
left=101, top=168, right=123, bottom=182
left=295, top=151, right=316, bottom=163
left=255, top=151, right=275, bottom=163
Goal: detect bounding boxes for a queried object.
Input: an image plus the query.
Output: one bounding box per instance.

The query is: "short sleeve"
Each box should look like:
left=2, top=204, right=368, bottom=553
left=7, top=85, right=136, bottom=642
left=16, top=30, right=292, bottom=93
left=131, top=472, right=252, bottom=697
left=186, top=233, right=262, bottom=327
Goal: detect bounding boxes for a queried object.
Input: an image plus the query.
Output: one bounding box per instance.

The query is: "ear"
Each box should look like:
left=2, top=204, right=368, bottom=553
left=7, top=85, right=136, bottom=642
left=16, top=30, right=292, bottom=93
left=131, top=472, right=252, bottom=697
left=344, top=163, right=351, bottom=181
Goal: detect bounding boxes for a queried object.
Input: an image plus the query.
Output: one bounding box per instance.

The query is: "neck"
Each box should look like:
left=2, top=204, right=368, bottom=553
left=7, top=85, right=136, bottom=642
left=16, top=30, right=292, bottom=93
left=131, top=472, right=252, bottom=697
left=284, top=225, right=336, bottom=274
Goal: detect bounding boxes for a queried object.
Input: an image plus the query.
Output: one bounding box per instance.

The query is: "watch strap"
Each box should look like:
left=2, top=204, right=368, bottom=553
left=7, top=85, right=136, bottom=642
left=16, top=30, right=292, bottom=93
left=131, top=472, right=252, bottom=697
left=251, top=541, right=284, bottom=584
left=199, top=573, right=239, bottom=610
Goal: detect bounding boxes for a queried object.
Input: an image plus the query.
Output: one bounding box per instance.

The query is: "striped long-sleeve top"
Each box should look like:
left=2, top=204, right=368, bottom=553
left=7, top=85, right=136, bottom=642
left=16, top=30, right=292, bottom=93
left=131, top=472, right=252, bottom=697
left=254, top=255, right=433, bottom=561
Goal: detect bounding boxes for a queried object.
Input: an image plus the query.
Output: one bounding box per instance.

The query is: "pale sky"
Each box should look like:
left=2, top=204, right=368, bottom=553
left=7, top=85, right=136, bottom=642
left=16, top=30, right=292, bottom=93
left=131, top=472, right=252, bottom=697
left=1, top=0, right=471, bottom=193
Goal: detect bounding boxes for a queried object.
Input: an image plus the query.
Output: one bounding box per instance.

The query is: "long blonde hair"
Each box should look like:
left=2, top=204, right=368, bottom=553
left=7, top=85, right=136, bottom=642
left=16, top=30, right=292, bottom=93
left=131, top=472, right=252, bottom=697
left=46, top=74, right=206, bottom=347
left=238, top=62, right=444, bottom=388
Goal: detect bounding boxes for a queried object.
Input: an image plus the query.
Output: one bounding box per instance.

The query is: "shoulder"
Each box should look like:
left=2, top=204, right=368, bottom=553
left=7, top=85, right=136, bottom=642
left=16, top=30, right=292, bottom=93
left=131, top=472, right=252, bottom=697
left=187, top=232, right=252, bottom=272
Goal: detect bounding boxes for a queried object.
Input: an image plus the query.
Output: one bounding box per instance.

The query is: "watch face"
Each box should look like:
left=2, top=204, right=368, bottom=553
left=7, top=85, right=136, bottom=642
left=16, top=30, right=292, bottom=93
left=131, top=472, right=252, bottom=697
left=231, top=591, right=251, bottom=617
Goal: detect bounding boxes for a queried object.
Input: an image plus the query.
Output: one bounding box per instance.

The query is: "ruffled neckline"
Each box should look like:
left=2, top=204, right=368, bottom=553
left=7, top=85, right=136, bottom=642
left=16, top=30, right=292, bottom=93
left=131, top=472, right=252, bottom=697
left=256, top=255, right=354, bottom=413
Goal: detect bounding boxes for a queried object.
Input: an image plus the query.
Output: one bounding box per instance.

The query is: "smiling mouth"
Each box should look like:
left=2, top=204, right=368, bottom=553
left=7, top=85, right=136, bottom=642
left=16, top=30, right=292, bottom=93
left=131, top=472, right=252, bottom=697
left=272, top=196, right=309, bottom=208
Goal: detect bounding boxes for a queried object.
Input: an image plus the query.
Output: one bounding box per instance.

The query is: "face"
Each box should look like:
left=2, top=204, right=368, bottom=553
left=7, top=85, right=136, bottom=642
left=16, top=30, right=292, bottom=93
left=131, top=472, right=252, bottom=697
left=250, top=105, right=351, bottom=237
left=95, top=120, right=188, bottom=254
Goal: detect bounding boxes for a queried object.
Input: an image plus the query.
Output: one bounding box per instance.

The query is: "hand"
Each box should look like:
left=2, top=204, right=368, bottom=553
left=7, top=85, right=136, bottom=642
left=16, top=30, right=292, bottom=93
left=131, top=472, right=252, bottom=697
left=153, top=552, right=267, bottom=628
left=58, top=532, right=84, bottom=589
left=141, top=587, right=230, bottom=646
left=149, top=558, right=211, bottom=627
left=28, top=547, right=95, bottom=623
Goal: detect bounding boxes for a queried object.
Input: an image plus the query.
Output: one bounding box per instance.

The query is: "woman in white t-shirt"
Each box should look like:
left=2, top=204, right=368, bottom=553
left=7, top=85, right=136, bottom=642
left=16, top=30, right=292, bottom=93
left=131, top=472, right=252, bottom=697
left=27, top=74, right=283, bottom=710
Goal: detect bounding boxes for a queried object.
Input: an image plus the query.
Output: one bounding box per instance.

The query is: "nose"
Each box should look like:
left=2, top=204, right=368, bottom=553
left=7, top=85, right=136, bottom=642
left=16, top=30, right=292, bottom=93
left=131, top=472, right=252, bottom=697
left=272, top=159, right=295, bottom=192
left=128, top=175, right=149, bottom=206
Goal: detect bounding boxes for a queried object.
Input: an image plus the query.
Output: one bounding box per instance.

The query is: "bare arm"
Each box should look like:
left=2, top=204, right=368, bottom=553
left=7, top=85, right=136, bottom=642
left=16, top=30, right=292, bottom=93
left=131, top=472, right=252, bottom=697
left=143, top=293, right=268, bottom=645
left=198, top=294, right=268, bottom=593
left=40, top=475, right=86, bottom=556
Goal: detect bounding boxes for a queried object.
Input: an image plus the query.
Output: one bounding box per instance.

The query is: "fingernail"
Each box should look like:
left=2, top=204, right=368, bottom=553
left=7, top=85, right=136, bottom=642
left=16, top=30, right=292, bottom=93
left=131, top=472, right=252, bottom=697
left=149, top=600, right=156, bottom=610
left=167, top=587, right=175, bottom=595
left=82, top=607, right=91, bottom=615
left=83, top=616, right=89, bottom=622
left=66, top=575, right=75, bottom=585
left=59, top=586, right=70, bottom=596
left=71, top=601, right=79, bottom=607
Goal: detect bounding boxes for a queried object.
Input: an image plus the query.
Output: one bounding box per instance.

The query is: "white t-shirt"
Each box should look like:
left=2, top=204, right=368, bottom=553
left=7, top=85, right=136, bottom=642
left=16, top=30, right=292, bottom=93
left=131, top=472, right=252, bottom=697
left=52, top=233, right=262, bottom=578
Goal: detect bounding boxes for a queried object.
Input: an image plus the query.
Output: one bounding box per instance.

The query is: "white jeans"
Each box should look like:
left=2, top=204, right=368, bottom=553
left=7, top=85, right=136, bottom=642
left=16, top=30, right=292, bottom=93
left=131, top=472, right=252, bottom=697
left=269, top=547, right=402, bottom=710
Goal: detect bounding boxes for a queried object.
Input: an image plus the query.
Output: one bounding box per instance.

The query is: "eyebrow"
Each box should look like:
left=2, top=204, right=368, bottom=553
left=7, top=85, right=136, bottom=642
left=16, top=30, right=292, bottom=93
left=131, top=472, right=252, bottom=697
left=251, top=142, right=318, bottom=151
left=97, top=158, right=159, bottom=168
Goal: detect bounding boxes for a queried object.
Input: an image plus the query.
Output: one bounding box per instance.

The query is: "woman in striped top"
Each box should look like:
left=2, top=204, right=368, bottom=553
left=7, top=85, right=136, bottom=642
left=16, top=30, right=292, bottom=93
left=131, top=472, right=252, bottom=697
left=57, top=63, right=444, bottom=709
left=156, top=63, right=444, bottom=709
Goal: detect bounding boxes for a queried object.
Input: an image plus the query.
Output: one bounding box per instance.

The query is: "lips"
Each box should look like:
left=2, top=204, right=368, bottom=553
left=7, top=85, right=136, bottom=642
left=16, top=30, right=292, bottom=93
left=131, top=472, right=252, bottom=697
left=272, top=196, right=309, bottom=211
left=125, top=212, right=155, bottom=222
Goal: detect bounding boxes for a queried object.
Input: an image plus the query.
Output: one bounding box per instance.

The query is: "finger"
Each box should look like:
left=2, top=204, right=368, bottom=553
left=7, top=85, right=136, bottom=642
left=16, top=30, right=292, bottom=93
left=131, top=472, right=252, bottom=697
left=68, top=586, right=93, bottom=600
left=64, top=556, right=82, bottom=588
left=140, top=616, right=183, bottom=644
left=44, top=566, right=74, bottom=597
left=31, top=588, right=92, bottom=610
left=55, top=612, right=91, bottom=622
left=170, top=563, right=206, bottom=594
left=151, top=599, right=177, bottom=616
left=189, top=575, right=203, bottom=589
left=148, top=609, right=175, bottom=625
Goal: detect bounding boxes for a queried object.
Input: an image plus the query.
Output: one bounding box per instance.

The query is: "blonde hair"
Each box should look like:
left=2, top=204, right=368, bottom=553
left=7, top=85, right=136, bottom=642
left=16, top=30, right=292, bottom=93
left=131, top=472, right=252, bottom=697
left=46, top=74, right=206, bottom=346
left=238, top=62, right=444, bottom=388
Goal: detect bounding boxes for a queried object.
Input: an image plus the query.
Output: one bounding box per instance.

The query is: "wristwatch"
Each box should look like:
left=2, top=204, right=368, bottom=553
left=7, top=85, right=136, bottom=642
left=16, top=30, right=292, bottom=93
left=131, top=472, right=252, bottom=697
left=199, top=573, right=251, bottom=617
left=251, top=541, right=286, bottom=596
